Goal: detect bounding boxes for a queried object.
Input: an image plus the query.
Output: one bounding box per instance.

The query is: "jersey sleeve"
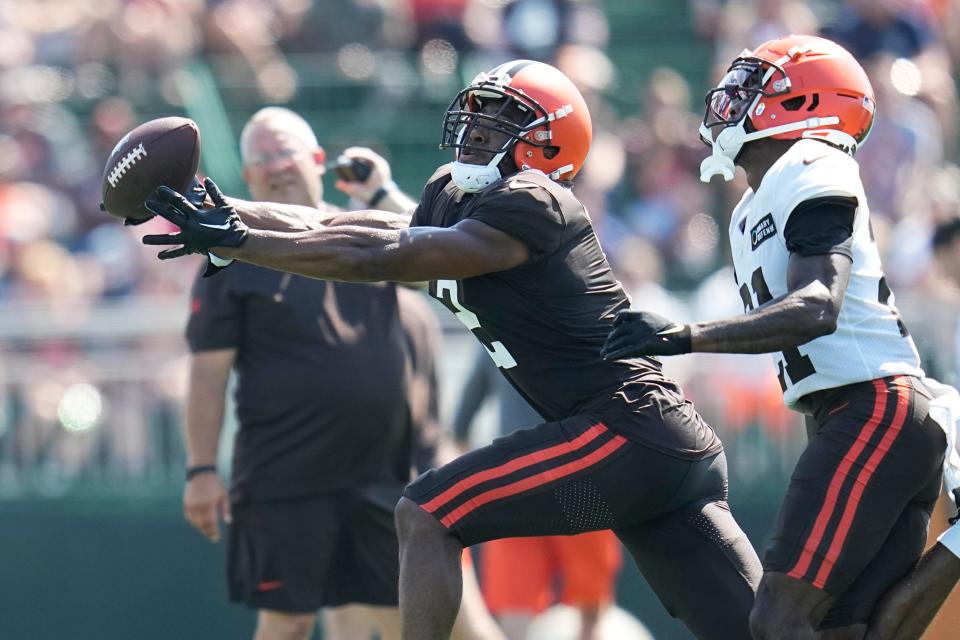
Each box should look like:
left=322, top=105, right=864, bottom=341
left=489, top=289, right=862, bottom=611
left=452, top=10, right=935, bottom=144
left=185, top=267, right=242, bottom=352
left=783, top=196, right=857, bottom=258
left=410, top=164, right=453, bottom=228
left=467, top=179, right=565, bottom=258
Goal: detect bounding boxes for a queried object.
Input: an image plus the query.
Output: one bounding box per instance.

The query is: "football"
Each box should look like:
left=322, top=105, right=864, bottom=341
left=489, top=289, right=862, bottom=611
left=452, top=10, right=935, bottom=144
left=100, top=116, right=201, bottom=221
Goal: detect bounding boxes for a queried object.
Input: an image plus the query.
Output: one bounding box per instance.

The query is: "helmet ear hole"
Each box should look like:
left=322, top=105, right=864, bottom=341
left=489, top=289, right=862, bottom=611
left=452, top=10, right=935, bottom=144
left=543, top=146, right=560, bottom=159
left=781, top=96, right=806, bottom=111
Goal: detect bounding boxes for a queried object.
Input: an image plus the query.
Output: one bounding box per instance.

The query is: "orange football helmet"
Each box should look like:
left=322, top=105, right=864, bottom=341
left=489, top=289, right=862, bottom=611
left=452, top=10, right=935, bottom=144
left=700, top=34, right=875, bottom=182
left=441, top=60, right=592, bottom=192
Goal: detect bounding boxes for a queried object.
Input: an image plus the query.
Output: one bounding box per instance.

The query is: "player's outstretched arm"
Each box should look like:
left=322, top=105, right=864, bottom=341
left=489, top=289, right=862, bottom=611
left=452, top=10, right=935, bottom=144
left=226, top=146, right=416, bottom=231
left=229, top=199, right=415, bottom=232
left=602, top=252, right=851, bottom=360
left=227, top=218, right=527, bottom=283
left=323, top=209, right=414, bottom=231
left=688, top=252, right=851, bottom=353
left=142, top=181, right=529, bottom=283
left=225, top=196, right=337, bottom=232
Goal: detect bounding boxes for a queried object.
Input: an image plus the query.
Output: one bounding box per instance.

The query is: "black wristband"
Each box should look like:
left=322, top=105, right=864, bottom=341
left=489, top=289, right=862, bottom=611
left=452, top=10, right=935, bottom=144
left=186, top=464, right=217, bottom=481
left=368, top=186, right=392, bottom=209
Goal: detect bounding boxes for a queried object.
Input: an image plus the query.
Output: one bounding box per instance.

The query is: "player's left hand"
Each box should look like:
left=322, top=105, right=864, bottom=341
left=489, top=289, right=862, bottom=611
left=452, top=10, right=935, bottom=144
left=185, top=178, right=234, bottom=277
left=601, top=310, right=692, bottom=360
left=142, top=177, right=248, bottom=260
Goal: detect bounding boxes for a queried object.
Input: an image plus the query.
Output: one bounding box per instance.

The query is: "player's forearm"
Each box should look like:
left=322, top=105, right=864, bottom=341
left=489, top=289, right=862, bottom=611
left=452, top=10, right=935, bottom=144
left=216, top=226, right=415, bottom=283
left=324, top=209, right=413, bottom=231
left=228, top=198, right=335, bottom=232
left=690, top=281, right=839, bottom=353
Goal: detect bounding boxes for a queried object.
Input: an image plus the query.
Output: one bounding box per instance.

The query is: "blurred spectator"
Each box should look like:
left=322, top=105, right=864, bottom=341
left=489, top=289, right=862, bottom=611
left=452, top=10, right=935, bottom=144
left=181, top=106, right=419, bottom=640
left=856, top=54, right=944, bottom=220
left=711, top=0, right=819, bottom=78
left=821, top=0, right=935, bottom=60
left=822, top=0, right=958, bottom=156
left=409, top=0, right=470, bottom=50
left=932, top=218, right=960, bottom=286
left=500, top=0, right=607, bottom=60
left=929, top=217, right=960, bottom=384
left=617, top=68, right=720, bottom=287
left=202, top=0, right=309, bottom=103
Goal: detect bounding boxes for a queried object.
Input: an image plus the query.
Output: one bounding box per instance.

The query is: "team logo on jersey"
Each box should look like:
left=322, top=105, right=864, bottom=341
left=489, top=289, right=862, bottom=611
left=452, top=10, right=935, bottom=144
left=750, top=214, right=777, bottom=250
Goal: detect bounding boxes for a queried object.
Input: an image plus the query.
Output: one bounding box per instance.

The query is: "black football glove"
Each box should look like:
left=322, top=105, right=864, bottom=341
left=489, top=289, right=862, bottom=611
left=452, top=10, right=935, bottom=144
left=142, top=177, right=248, bottom=267
left=183, top=178, right=235, bottom=277
left=600, top=310, right=692, bottom=361
left=184, top=176, right=208, bottom=208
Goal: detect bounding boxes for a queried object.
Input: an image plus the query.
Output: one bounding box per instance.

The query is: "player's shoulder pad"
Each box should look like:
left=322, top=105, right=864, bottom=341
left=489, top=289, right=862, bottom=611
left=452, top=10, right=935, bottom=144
left=483, top=169, right=566, bottom=206
left=774, top=139, right=861, bottom=193
left=417, top=163, right=455, bottom=213
left=425, top=163, right=454, bottom=187
left=504, top=168, right=561, bottom=192
left=768, top=139, right=862, bottom=220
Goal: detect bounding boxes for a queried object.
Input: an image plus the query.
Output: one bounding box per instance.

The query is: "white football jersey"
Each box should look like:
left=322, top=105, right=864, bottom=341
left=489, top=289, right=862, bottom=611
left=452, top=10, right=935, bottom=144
left=728, top=139, right=923, bottom=409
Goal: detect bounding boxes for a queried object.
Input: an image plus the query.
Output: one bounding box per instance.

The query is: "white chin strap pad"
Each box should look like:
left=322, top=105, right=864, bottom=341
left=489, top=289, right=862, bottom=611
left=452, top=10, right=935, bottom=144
left=699, top=123, right=746, bottom=183
left=698, top=115, right=844, bottom=183
left=451, top=161, right=501, bottom=192
left=700, top=153, right=736, bottom=183
left=451, top=150, right=507, bottom=192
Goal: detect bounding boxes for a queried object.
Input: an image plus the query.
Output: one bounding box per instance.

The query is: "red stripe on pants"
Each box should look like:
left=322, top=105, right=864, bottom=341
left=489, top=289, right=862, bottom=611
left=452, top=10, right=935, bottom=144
left=440, top=434, right=629, bottom=528
left=787, top=379, right=889, bottom=582
left=421, top=422, right=609, bottom=514
left=812, top=379, right=909, bottom=589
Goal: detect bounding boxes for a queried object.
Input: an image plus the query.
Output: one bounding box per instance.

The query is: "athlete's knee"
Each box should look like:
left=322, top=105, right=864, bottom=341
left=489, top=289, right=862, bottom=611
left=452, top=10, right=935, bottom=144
left=750, top=604, right=816, bottom=640
left=254, top=610, right=317, bottom=640
left=749, top=606, right=808, bottom=640
left=395, top=496, right=444, bottom=543
left=749, top=573, right=824, bottom=640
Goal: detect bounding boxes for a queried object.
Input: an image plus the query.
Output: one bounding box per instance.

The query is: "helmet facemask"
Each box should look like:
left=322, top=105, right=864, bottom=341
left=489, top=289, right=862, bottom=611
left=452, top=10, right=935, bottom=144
left=441, top=78, right=551, bottom=192
left=699, top=55, right=791, bottom=182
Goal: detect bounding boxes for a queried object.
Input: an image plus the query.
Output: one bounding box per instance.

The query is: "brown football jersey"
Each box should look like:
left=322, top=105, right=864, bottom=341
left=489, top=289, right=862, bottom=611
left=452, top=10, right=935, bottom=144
left=411, top=166, right=722, bottom=459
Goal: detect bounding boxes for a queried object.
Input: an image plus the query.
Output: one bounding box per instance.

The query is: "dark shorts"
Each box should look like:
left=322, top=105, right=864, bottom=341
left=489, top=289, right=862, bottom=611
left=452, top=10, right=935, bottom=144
left=228, top=484, right=403, bottom=613
left=765, top=375, right=946, bottom=627
left=404, top=414, right=763, bottom=640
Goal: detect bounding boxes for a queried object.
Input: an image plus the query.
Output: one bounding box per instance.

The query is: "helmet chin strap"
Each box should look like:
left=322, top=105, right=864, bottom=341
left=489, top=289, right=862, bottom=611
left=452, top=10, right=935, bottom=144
left=451, top=150, right=508, bottom=192
left=699, top=115, right=842, bottom=183
left=699, top=125, right=739, bottom=183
